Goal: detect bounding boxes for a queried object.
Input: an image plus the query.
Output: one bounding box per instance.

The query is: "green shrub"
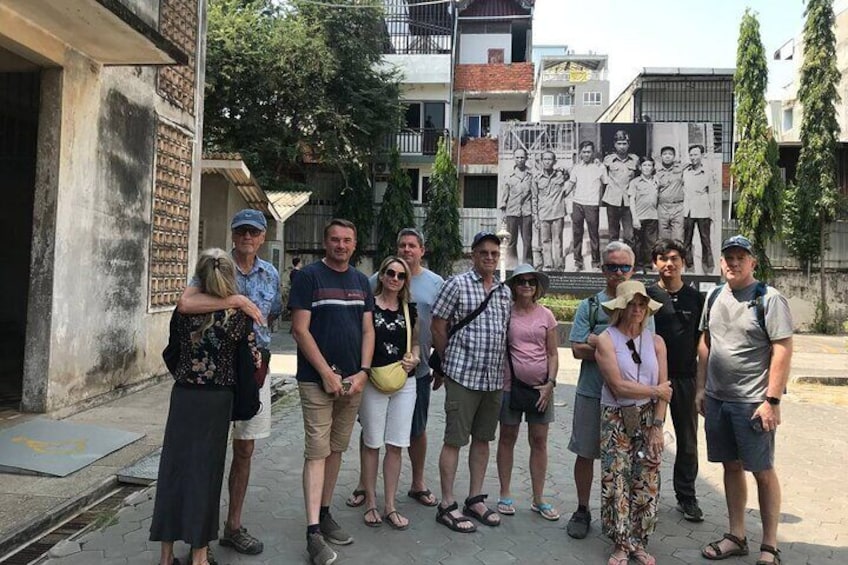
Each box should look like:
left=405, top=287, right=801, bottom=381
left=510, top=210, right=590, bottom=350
left=538, top=296, right=581, bottom=322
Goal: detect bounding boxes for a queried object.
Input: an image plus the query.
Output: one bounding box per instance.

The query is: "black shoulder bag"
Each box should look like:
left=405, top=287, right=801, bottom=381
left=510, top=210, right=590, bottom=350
left=428, top=285, right=500, bottom=375
left=506, top=320, right=545, bottom=414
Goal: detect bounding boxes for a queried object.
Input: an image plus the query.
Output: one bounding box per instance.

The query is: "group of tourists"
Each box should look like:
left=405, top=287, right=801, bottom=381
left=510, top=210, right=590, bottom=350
left=148, top=208, right=793, bottom=565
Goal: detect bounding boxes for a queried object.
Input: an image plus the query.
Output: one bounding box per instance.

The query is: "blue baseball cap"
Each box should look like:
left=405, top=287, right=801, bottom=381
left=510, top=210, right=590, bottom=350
left=721, top=234, right=754, bottom=255
left=231, top=209, right=267, bottom=231
left=472, top=231, right=500, bottom=249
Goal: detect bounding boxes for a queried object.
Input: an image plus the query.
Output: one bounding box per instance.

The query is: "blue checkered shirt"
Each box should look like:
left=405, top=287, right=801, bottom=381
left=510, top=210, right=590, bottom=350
left=431, top=269, right=512, bottom=391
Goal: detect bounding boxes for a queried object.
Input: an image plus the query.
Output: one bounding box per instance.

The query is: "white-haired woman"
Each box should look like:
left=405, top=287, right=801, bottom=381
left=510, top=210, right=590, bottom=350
left=150, top=249, right=260, bottom=565
left=595, top=281, right=672, bottom=565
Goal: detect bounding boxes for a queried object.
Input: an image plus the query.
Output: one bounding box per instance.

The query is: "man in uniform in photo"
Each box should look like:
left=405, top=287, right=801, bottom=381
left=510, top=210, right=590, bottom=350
left=531, top=150, right=569, bottom=271
left=565, top=140, right=608, bottom=271
left=602, top=130, right=639, bottom=247
left=682, top=144, right=715, bottom=274
left=499, top=148, right=534, bottom=265
left=655, top=146, right=685, bottom=242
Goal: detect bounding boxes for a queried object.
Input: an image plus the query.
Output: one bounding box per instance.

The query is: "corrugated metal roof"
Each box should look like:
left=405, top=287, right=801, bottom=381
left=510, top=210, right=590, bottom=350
left=201, top=157, right=282, bottom=222
left=266, top=191, right=312, bottom=223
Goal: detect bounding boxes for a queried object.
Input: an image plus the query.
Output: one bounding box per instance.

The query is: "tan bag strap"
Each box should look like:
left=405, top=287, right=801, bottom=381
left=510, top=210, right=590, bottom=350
left=403, top=301, right=411, bottom=354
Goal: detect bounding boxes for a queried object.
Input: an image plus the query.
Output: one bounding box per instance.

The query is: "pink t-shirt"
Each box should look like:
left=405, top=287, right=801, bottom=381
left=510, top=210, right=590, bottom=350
left=504, top=304, right=557, bottom=391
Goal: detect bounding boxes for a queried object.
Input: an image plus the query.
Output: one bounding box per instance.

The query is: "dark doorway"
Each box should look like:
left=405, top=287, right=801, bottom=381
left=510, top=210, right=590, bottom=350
left=0, top=71, right=39, bottom=411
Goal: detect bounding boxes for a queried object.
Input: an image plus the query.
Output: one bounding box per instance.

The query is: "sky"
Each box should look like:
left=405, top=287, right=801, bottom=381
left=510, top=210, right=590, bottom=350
left=532, top=0, right=838, bottom=101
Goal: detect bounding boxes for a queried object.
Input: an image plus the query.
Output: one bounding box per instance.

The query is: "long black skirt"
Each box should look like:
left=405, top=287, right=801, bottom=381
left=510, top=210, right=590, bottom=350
left=149, top=382, right=233, bottom=547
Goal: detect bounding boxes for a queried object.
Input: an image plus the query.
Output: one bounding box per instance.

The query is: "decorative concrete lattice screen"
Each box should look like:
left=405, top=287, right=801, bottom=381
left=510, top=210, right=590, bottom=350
left=150, top=121, right=192, bottom=308
left=158, top=0, right=197, bottom=115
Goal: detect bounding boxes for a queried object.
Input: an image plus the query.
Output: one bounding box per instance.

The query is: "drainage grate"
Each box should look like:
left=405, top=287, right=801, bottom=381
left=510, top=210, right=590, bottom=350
left=0, top=484, right=145, bottom=565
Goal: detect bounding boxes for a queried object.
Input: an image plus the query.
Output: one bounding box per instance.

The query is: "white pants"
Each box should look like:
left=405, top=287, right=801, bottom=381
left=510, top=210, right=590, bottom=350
left=359, top=377, right=417, bottom=449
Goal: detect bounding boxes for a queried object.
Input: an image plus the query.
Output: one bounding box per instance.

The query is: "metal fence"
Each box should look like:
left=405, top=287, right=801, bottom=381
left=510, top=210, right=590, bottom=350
left=381, top=0, right=453, bottom=55
left=722, top=220, right=848, bottom=271
left=385, top=128, right=448, bottom=155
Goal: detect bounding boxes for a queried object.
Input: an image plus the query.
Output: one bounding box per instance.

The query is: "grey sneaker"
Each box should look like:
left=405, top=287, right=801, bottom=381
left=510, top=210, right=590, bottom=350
left=677, top=498, right=705, bottom=522
left=566, top=508, right=591, bottom=539
left=308, top=532, right=338, bottom=565
left=219, top=525, right=264, bottom=555
left=320, top=513, right=354, bottom=545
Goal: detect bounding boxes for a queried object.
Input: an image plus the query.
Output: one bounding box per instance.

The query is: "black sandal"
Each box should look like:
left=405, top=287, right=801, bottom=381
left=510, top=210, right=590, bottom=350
left=383, top=510, right=409, bottom=531
left=363, top=507, right=382, bottom=527
left=702, top=533, right=749, bottom=560
left=756, top=544, right=781, bottom=565
left=463, top=494, right=500, bottom=527
left=346, top=489, right=366, bottom=507
left=435, top=501, right=476, bottom=533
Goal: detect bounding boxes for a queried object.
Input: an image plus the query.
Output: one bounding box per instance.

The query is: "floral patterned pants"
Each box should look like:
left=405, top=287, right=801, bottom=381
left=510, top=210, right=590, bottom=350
left=600, top=403, right=661, bottom=553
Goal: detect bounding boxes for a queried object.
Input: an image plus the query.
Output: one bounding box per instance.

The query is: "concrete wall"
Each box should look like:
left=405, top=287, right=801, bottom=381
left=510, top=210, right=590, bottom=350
left=384, top=54, right=451, bottom=85
left=772, top=270, right=848, bottom=331
left=21, top=0, right=207, bottom=412
left=199, top=174, right=231, bottom=251
left=459, top=34, right=512, bottom=64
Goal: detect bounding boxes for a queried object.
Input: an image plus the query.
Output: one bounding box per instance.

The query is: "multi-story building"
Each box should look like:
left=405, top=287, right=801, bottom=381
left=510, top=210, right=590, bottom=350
left=0, top=0, right=205, bottom=413
left=530, top=46, right=609, bottom=123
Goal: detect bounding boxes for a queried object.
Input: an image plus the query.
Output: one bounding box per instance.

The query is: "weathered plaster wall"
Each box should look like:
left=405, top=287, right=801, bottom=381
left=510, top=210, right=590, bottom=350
left=199, top=174, right=231, bottom=251
left=772, top=270, right=848, bottom=331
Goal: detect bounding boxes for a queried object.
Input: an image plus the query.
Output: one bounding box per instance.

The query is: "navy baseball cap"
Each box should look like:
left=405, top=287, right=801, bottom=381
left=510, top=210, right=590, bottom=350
left=721, top=234, right=754, bottom=254
left=472, top=231, right=501, bottom=249
left=231, top=209, right=267, bottom=231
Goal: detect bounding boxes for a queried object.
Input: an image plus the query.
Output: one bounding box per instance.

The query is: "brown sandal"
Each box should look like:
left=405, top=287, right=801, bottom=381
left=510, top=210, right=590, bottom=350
left=363, top=507, right=382, bottom=527
left=756, top=544, right=781, bottom=565
left=702, top=533, right=749, bottom=560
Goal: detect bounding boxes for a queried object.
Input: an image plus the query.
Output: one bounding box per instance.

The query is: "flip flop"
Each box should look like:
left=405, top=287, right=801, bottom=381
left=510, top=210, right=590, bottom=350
left=363, top=507, right=382, bottom=527
left=383, top=510, right=409, bottom=531
left=407, top=489, right=438, bottom=507
left=631, top=548, right=656, bottom=565
left=497, top=498, right=516, bottom=515
left=463, top=494, right=500, bottom=527
left=435, top=501, right=476, bottom=533
left=530, top=502, right=560, bottom=521
left=346, top=489, right=366, bottom=508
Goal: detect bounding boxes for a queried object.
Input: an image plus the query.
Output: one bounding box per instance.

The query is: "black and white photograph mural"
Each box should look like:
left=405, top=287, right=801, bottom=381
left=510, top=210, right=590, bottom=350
left=498, top=122, right=722, bottom=277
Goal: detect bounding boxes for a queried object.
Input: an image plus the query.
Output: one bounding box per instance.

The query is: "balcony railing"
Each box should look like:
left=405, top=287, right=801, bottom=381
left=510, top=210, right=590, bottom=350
left=541, top=105, right=573, bottom=117
left=385, top=128, right=448, bottom=156
left=382, top=0, right=454, bottom=55
left=542, top=69, right=608, bottom=83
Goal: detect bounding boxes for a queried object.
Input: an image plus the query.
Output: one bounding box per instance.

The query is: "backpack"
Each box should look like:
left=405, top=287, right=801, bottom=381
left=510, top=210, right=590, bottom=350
left=705, top=281, right=769, bottom=340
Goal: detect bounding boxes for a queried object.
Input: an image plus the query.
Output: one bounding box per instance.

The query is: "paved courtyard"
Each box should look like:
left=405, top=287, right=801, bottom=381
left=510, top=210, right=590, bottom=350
left=42, top=363, right=848, bottom=565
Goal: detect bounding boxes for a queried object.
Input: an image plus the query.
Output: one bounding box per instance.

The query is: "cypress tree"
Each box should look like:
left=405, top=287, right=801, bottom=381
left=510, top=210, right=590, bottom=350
left=376, top=150, right=416, bottom=262
left=424, top=138, right=462, bottom=276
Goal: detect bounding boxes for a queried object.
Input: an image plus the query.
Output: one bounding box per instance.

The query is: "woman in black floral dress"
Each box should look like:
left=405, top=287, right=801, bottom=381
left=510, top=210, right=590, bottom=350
left=359, top=256, right=420, bottom=530
left=150, top=248, right=260, bottom=565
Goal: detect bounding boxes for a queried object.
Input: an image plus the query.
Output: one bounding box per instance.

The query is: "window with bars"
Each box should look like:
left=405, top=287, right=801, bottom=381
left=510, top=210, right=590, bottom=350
left=463, top=175, right=498, bottom=208
left=149, top=120, right=193, bottom=309
left=465, top=115, right=491, bottom=138
left=157, top=0, right=197, bottom=115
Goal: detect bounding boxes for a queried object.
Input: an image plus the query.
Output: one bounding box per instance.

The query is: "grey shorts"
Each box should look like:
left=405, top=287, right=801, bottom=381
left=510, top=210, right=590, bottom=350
left=567, top=393, right=601, bottom=459
left=705, top=396, right=775, bottom=472
left=499, top=390, right=555, bottom=426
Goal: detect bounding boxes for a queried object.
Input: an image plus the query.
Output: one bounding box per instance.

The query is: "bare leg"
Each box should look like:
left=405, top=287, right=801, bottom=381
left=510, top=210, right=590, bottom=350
left=159, top=542, right=174, bottom=565
left=383, top=445, right=408, bottom=527
left=437, top=443, right=473, bottom=530
left=362, top=444, right=380, bottom=521
left=496, top=423, right=519, bottom=501
left=468, top=439, right=499, bottom=524
left=408, top=432, right=429, bottom=493
left=227, top=439, right=254, bottom=530
left=528, top=423, right=549, bottom=505
left=754, top=468, right=782, bottom=562
left=190, top=546, right=208, bottom=565
left=322, top=450, right=343, bottom=506
left=303, top=457, right=326, bottom=525
left=704, top=461, right=748, bottom=557
left=574, top=455, right=594, bottom=507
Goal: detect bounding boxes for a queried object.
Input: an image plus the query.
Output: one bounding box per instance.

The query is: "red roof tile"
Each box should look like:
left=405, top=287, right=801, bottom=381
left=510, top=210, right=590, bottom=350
left=454, top=63, right=534, bottom=93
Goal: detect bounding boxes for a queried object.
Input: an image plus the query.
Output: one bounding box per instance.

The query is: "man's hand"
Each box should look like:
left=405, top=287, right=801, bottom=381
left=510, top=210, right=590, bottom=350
left=633, top=220, right=641, bottom=230
left=695, top=389, right=706, bottom=416
left=320, top=369, right=343, bottom=398
left=586, top=334, right=599, bottom=347
left=344, top=371, right=368, bottom=396
left=753, top=401, right=781, bottom=432
left=534, top=381, right=555, bottom=412
left=432, top=371, right=445, bottom=391
left=652, top=381, right=673, bottom=402
left=233, top=295, right=266, bottom=326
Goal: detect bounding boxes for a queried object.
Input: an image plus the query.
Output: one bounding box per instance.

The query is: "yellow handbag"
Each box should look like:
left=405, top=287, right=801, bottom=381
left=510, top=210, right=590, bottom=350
left=369, top=301, right=411, bottom=394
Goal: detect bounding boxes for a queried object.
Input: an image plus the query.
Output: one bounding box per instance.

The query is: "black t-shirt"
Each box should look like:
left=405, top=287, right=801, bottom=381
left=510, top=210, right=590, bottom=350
left=647, top=282, right=704, bottom=378
left=372, top=302, right=418, bottom=371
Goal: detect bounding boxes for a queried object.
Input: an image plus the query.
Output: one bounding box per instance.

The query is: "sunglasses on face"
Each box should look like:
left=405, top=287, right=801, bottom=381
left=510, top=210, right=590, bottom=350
left=516, top=277, right=538, bottom=287
left=625, top=338, right=642, bottom=365
left=234, top=226, right=262, bottom=237
left=384, top=268, right=407, bottom=281
left=603, top=264, right=633, bottom=273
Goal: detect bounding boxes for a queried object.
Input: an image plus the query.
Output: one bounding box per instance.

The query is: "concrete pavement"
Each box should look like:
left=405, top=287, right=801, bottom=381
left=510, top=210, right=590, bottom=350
left=27, top=332, right=848, bottom=565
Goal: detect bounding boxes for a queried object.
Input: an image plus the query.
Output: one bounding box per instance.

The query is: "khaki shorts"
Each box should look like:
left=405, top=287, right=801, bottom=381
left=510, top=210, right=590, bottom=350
left=443, top=377, right=502, bottom=447
left=299, top=382, right=362, bottom=460
left=232, top=377, right=272, bottom=441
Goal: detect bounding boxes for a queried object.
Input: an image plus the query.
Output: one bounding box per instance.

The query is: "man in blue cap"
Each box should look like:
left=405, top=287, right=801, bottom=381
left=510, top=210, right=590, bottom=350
left=177, top=208, right=282, bottom=557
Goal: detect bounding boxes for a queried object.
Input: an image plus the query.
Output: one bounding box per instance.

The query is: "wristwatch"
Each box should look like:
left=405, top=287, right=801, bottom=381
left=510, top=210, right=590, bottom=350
left=360, top=367, right=372, bottom=377
left=766, top=396, right=781, bottom=405
left=652, top=418, right=664, bottom=428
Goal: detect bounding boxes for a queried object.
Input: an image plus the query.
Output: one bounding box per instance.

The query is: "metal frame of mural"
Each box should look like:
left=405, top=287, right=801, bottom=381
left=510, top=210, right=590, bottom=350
left=498, top=122, right=722, bottom=293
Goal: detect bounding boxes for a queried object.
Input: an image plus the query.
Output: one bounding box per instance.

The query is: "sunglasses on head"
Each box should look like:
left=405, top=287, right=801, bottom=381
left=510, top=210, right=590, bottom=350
left=603, top=264, right=633, bottom=273
left=625, top=338, right=642, bottom=365
left=515, top=277, right=538, bottom=287
left=234, top=226, right=262, bottom=237
left=384, top=268, right=407, bottom=281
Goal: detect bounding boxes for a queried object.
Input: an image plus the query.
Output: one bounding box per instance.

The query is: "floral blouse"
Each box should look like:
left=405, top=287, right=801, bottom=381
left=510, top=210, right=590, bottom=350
left=372, top=302, right=417, bottom=369
left=170, top=309, right=259, bottom=386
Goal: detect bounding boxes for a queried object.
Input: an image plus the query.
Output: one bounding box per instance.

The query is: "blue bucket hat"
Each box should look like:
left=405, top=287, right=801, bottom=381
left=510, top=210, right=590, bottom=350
left=231, top=209, right=267, bottom=231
